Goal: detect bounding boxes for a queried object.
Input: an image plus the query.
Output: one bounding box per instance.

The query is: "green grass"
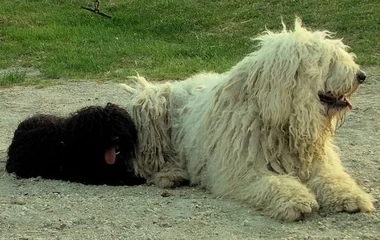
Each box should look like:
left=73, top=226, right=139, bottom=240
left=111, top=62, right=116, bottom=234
left=0, top=70, right=27, bottom=86
left=0, top=0, right=379, bottom=82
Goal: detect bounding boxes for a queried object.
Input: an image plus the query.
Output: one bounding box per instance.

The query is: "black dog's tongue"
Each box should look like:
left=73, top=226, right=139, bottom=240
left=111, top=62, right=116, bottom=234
left=105, top=147, right=116, bottom=165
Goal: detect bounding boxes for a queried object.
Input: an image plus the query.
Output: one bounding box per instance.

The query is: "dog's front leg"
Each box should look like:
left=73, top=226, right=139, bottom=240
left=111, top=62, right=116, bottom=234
left=307, top=147, right=375, bottom=214
left=240, top=175, right=319, bottom=221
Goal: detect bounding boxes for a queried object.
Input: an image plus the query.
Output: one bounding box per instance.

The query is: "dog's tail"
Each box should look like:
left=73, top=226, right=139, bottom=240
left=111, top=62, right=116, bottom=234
left=119, top=73, right=152, bottom=93
left=119, top=83, right=135, bottom=93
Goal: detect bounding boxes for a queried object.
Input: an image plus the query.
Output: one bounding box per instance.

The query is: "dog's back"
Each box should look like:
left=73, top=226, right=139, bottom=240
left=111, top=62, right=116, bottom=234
left=6, top=115, right=66, bottom=179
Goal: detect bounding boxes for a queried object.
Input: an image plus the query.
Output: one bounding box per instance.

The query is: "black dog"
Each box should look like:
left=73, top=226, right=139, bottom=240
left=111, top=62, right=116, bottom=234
left=6, top=103, right=145, bottom=185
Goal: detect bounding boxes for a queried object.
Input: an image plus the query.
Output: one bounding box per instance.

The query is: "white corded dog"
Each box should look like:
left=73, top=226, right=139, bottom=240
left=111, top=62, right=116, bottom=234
left=121, top=18, right=375, bottom=221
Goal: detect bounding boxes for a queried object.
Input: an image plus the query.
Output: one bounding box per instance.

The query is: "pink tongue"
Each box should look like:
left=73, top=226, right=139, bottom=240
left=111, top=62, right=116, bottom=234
left=105, top=147, right=116, bottom=165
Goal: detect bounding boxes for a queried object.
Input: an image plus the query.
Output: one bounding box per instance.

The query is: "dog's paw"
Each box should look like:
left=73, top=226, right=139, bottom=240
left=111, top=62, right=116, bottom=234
left=152, top=169, right=189, bottom=188
left=325, top=191, right=376, bottom=213
left=268, top=198, right=319, bottom=221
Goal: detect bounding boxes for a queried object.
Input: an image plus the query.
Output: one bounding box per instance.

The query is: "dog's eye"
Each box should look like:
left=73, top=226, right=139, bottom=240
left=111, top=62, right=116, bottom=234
left=111, top=136, right=119, bottom=143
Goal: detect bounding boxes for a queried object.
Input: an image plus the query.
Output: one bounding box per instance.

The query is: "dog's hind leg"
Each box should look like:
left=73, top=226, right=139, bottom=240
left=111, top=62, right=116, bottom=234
left=148, top=162, right=189, bottom=188
left=6, top=115, right=65, bottom=179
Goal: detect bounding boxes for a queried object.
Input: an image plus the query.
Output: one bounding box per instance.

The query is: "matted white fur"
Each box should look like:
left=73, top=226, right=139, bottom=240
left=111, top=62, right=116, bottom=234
left=121, top=18, right=375, bottom=221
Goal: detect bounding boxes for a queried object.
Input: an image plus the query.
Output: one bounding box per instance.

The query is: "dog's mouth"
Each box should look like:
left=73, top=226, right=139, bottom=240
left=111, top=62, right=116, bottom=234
left=105, top=146, right=120, bottom=165
left=318, top=92, right=353, bottom=110
left=104, top=136, right=121, bottom=165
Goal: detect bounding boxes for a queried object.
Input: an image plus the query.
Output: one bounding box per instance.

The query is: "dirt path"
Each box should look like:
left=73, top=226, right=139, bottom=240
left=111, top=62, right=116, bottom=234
left=0, top=76, right=379, bottom=240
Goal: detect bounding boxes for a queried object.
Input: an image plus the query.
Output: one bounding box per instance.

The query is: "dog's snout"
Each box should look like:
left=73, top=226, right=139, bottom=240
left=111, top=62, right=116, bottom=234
left=356, top=70, right=366, bottom=84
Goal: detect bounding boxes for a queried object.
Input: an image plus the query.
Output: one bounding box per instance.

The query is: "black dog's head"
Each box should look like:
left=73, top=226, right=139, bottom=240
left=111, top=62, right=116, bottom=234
left=63, top=103, right=138, bottom=169
left=62, top=102, right=141, bottom=185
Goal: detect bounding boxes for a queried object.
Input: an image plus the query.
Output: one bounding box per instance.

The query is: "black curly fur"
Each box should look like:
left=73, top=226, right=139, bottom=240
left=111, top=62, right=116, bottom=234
left=6, top=103, right=145, bottom=186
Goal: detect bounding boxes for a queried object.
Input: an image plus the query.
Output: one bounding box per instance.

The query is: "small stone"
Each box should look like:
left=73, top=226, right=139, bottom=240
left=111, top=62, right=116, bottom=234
left=242, top=219, right=250, bottom=226
left=161, top=191, right=171, bottom=197
left=11, top=197, right=26, bottom=205
left=318, top=211, right=328, bottom=217
left=317, top=221, right=327, bottom=231
left=158, top=222, right=172, bottom=228
left=56, top=223, right=68, bottom=230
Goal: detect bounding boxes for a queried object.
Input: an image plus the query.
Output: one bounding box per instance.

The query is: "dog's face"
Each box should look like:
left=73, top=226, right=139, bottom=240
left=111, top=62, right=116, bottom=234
left=222, top=17, right=369, bottom=156
left=103, top=103, right=138, bottom=166
left=65, top=103, right=138, bottom=166
left=243, top=19, right=366, bottom=130
left=317, top=51, right=366, bottom=119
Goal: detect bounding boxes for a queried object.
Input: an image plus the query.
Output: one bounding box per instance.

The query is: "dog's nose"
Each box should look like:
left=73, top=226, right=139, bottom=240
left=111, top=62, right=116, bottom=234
left=356, top=70, right=366, bottom=84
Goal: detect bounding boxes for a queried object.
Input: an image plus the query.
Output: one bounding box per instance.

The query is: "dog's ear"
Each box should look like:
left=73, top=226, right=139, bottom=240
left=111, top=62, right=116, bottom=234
left=217, top=19, right=332, bottom=171
left=223, top=27, right=325, bottom=125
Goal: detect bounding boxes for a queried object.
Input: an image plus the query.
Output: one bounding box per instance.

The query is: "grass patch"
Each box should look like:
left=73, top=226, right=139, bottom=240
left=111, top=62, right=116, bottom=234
left=0, top=0, right=379, bottom=82
left=0, top=70, right=27, bottom=87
